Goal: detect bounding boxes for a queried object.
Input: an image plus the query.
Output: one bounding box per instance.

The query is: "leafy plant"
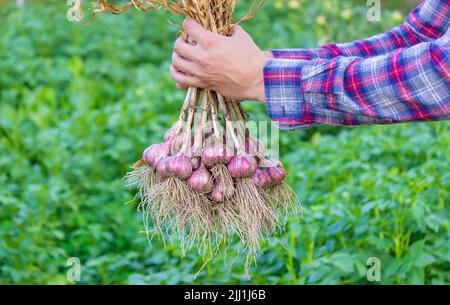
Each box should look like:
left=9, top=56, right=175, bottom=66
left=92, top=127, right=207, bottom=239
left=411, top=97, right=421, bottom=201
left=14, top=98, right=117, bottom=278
left=0, top=0, right=448, bottom=284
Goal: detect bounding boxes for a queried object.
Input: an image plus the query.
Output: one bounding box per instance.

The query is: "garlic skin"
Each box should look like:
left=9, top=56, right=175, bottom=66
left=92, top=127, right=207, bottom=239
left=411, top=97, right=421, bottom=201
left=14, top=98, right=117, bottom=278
left=156, top=157, right=174, bottom=178
left=190, top=156, right=201, bottom=170
left=245, top=138, right=265, bottom=157
left=216, top=144, right=233, bottom=164
left=167, top=131, right=194, bottom=155
left=164, top=124, right=187, bottom=143
left=227, top=155, right=257, bottom=178
left=266, top=165, right=286, bottom=185
left=164, top=126, right=176, bottom=143
left=143, top=143, right=169, bottom=167
left=168, top=135, right=184, bottom=155
left=201, top=143, right=232, bottom=167
left=251, top=168, right=271, bottom=189
left=156, top=155, right=192, bottom=180
left=209, top=181, right=224, bottom=203
left=201, top=146, right=216, bottom=167
left=272, top=159, right=283, bottom=168
left=188, top=165, right=213, bottom=193
left=168, top=155, right=193, bottom=180
left=259, top=158, right=282, bottom=169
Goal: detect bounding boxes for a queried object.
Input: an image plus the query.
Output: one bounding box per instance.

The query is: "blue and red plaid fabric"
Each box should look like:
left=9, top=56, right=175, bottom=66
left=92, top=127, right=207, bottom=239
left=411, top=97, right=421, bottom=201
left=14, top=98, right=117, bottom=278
left=264, top=0, right=450, bottom=129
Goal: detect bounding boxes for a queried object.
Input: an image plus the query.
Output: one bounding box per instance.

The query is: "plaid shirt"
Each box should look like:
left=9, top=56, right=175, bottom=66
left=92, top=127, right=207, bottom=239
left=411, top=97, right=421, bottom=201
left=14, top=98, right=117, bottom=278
left=264, top=0, right=450, bottom=129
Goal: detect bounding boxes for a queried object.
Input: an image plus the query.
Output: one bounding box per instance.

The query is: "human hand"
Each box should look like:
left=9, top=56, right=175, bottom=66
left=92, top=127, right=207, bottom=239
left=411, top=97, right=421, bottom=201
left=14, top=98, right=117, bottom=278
left=170, top=18, right=270, bottom=102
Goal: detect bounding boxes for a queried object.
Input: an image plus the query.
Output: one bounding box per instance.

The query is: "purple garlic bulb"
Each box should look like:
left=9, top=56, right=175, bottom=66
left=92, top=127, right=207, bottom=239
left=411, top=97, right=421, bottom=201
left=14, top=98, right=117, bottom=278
left=209, top=181, right=224, bottom=203
left=187, top=165, right=213, bottom=193
left=156, top=155, right=192, bottom=180
left=259, top=158, right=282, bottom=169
left=168, top=154, right=192, bottom=180
left=266, top=164, right=286, bottom=185
left=156, top=157, right=174, bottom=178
left=251, top=168, right=271, bottom=189
left=227, top=154, right=257, bottom=178
left=143, top=143, right=169, bottom=167
left=201, top=143, right=232, bottom=167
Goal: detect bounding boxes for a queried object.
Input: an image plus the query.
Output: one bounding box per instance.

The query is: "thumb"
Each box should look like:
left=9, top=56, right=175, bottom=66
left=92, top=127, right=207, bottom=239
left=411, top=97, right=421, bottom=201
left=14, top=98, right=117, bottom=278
left=230, top=25, right=247, bottom=37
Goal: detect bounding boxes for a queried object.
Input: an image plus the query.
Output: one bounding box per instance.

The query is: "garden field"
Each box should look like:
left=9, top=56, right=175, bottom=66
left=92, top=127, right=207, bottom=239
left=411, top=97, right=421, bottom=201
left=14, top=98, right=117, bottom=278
left=0, top=0, right=448, bottom=284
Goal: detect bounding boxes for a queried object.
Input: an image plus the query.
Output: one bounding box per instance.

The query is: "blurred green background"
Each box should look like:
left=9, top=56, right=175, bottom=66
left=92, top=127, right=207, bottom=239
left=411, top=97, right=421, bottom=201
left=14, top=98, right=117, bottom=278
left=0, top=0, right=448, bottom=284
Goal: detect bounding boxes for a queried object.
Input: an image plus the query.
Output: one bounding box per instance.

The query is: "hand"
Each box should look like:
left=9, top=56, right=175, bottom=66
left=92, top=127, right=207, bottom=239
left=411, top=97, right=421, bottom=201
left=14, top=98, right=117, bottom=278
left=170, top=18, right=271, bottom=102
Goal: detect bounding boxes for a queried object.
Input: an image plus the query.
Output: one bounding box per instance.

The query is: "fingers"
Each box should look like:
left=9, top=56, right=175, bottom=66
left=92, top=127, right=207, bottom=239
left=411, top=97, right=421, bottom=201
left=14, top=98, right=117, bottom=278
left=183, top=33, right=197, bottom=46
left=172, top=52, right=199, bottom=76
left=183, top=18, right=218, bottom=45
left=170, top=65, right=206, bottom=89
left=173, top=37, right=196, bottom=61
left=175, top=82, right=188, bottom=90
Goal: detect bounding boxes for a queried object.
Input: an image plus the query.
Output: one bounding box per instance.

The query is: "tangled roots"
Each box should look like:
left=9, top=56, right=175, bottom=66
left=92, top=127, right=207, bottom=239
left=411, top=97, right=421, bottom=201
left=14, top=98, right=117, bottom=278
left=267, top=182, right=301, bottom=225
left=124, top=165, right=160, bottom=200
left=234, top=178, right=278, bottom=251
left=210, top=199, right=241, bottom=245
left=142, top=177, right=214, bottom=254
left=211, top=164, right=235, bottom=198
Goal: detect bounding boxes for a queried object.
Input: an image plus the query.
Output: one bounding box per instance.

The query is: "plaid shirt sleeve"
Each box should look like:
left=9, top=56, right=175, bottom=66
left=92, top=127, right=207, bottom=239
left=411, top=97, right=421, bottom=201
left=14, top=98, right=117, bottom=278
left=271, top=0, right=449, bottom=61
left=264, top=33, right=450, bottom=130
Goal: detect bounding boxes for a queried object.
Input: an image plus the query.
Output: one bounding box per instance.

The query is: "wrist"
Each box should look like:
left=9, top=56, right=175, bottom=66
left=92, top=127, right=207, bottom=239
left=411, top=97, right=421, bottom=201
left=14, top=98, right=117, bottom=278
left=263, top=50, right=274, bottom=59
left=245, top=78, right=265, bottom=103
left=248, top=51, right=269, bottom=102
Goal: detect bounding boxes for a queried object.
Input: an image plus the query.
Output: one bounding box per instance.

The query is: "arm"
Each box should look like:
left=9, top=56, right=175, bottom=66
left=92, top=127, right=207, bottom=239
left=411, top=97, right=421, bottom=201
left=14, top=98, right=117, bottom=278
left=273, top=0, right=450, bottom=60
left=264, top=35, right=450, bottom=129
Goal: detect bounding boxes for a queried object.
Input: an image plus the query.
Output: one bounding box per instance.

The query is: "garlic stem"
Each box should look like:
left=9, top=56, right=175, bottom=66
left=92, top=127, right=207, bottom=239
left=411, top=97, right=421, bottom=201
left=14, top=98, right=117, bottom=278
left=193, top=91, right=209, bottom=156
left=216, top=93, right=242, bottom=153
left=209, top=91, right=222, bottom=140
left=181, top=87, right=198, bottom=154
left=230, top=100, right=261, bottom=157
left=178, top=87, right=193, bottom=122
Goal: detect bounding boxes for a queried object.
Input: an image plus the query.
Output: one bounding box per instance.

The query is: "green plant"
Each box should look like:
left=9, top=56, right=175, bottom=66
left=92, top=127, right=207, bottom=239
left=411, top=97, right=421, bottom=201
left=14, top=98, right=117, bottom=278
left=0, top=0, right=448, bottom=284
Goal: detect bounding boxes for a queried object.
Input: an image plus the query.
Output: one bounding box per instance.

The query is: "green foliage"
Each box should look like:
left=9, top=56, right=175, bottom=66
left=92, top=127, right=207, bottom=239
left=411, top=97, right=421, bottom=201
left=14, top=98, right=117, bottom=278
left=0, top=0, right=448, bottom=284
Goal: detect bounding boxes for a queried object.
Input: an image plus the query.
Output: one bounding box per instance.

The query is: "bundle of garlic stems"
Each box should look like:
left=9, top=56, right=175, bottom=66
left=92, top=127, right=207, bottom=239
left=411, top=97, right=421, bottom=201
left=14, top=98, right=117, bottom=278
left=91, top=0, right=299, bottom=266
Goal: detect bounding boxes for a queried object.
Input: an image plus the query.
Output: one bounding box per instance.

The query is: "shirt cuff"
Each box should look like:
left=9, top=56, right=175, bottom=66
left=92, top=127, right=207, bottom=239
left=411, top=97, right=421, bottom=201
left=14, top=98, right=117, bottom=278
left=263, top=58, right=313, bottom=130
left=271, top=45, right=338, bottom=61
left=271, top=49, right=314, bottom=60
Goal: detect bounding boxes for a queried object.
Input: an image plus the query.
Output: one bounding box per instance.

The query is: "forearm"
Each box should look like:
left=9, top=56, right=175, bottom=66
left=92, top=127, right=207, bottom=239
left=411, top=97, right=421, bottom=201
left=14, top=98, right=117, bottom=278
left=271, top=23, right=422, bottom=60
left=272, top=0, right=449, bottom=61
left=264, top=37, right=450, bottom=129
